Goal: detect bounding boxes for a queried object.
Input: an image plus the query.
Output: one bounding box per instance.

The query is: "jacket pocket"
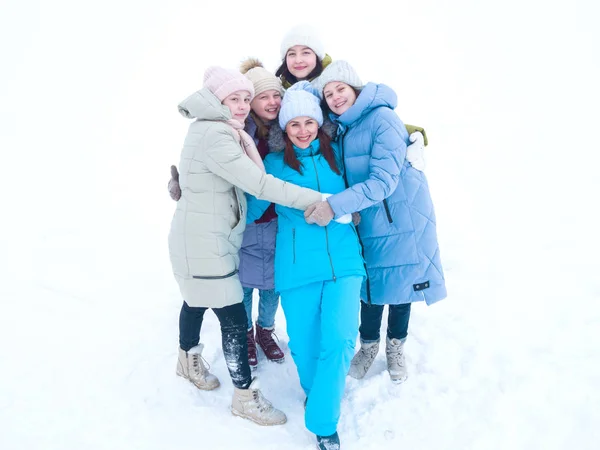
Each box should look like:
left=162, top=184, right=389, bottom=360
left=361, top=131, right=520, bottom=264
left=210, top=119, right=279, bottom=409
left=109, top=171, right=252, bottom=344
left=193, top=269, right=238, bottom=280
left=383, top=199, right=393, bottom=223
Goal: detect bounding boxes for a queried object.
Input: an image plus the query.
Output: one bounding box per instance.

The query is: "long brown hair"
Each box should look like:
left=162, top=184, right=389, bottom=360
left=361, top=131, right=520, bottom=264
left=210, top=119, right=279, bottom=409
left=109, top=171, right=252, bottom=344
left=283, top=129, right=340, bottom=176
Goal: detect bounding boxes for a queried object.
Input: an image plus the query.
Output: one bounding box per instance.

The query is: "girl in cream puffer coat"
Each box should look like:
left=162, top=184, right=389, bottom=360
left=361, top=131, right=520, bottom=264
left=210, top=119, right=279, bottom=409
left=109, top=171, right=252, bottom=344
left=169, top=66, right=321, bottom=427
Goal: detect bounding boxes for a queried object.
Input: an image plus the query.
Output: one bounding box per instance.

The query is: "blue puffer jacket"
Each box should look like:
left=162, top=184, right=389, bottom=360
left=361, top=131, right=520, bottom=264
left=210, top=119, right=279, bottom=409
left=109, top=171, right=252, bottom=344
left=327, top=83, right=446, bottom=305
left=247, top=139, right=365, bottom=292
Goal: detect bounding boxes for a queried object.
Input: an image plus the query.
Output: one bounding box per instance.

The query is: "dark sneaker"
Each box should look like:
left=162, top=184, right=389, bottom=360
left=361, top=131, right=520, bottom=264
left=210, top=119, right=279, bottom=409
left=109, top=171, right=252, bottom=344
left=316, top=432, right=340, bottom=450
left=247, top=328, right=258, bottom=369
left=255, top=325, right=285, bottom=363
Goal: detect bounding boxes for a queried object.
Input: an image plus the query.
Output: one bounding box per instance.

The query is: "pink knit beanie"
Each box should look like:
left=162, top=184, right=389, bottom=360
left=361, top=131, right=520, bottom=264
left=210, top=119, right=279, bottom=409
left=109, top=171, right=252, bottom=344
left=203, top=66, right=255, bottom=101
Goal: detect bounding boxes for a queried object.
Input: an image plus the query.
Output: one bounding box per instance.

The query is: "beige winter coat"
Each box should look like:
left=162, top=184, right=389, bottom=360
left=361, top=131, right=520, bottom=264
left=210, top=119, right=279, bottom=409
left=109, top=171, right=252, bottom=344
left=169, top=88, right=321, bottom=308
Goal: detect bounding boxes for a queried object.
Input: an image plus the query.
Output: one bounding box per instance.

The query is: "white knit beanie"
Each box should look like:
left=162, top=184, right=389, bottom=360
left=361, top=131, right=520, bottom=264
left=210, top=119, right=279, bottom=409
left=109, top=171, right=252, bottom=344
left=278, top=81, right=324, bottom=130
left=203, top=66, right=255, bottom=101
left=279, top=24, right=326, bottom=61
left=311, top=60, right=363, bottom=98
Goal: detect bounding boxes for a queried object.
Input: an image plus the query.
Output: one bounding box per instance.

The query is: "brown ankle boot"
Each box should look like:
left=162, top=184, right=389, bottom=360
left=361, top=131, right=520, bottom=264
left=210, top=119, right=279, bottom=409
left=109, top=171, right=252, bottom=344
left=247, top=327, right=258, bottom=369
left=255, top=325, right=285, bottom=363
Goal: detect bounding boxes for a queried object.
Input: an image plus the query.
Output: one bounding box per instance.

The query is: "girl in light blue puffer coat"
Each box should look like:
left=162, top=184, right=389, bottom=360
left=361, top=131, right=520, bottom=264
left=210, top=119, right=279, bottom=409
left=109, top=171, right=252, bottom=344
left=247, top=81, right=365, bottom=450
left=309, top=61, right=447, bottom=385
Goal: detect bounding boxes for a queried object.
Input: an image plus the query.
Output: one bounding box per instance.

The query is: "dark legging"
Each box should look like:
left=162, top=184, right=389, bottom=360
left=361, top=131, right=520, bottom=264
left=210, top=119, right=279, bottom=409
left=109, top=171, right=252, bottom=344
left=358, top=301, right=411, bottom=343
left=179, top=301, right=251, bottom=389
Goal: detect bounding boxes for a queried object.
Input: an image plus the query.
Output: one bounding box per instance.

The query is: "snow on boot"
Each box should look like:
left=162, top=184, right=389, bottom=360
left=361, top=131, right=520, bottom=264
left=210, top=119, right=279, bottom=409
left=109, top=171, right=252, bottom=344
left=255, top=325, right=285, bottom=363
left=316, top=432, right=340, bottom=450
left=176, top=344, right=220, bottom=390
left=386, top=337, right=408, bottom=384
left=231, top=378, right=287, bottom=426
left=348, top=339, right=379, bottom=379
left=247, top=327, right=258, bottom=369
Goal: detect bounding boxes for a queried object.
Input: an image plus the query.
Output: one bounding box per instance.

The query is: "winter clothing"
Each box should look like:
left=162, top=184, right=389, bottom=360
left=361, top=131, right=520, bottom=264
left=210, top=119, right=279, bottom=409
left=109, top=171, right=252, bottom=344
left=317, top=432, right=341, bottom=450
left=247, top=139, right=366, bottom=292
left=176, top=344, right=220, bottom=390
left=347, top=339, right=379, bottom=380
left=359, top=301, right=411, bottom=342
left=280, top=24, right=326, bottom=60
left=386, top=337, right=408, bottom=383
left=246, top=124, right=364, bottom=436
left=238, top=115, right=279, bottom=291
left=278, top=81, right=323, bottom=130
left=241, top=58, right=283, bottom=96
left=242, top=287, right=279, bottom=330
left=324, top=81, right=447, bottom=306
left=312, top=60, right=363, bottom=94
left=246, top=327, right=258, bottom=368
left=168, top=86, right=321, bottom=308
left=168, top=165, right=181, bottom=200
left=231, top=378, right=287, bottom=426
left=255, top=324, right=285, bottom=363
left=203, top=66, right=255, bottom=101
left=178, top=301, right=251, bottom=389
left=406, top=131, right=426, bottom=171
left=281, top=276, right=363, bottom=436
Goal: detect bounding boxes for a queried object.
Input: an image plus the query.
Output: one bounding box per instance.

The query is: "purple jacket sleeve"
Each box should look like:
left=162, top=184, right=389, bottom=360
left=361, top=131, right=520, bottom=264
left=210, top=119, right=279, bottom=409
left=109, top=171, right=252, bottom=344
left=328, top=113, right=407, bottom=217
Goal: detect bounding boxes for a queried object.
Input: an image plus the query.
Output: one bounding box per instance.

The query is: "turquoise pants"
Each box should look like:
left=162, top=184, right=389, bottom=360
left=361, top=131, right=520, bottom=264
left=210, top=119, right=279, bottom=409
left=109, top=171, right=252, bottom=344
left=280, top=276, right=362, bottom=436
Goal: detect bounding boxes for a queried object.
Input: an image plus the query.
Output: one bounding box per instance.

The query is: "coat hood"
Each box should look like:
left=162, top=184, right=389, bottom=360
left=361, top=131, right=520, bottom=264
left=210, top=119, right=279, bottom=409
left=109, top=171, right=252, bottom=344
left=333, top=82, right=397, bottom=128
left=177, top=87, right=232, bottom=122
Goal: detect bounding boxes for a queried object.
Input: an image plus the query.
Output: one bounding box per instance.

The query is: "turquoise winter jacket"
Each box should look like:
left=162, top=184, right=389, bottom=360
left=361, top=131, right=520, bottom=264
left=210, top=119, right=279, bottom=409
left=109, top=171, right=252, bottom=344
left=247, top=139, right=365, bottom=292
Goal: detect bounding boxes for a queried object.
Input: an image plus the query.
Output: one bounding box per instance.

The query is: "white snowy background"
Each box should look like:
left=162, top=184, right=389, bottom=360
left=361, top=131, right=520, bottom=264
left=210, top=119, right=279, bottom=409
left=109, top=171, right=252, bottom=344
left=1, top=0, right=599, bottom=449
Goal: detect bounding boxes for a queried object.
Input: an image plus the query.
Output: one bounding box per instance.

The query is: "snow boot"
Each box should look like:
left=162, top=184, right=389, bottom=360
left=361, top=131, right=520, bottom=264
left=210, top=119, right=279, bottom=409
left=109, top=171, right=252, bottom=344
left=255, top=325, right=285, bottom=363
left=348, top=339, right=379, bottom=379
left=316, top=432, right=340, bottom=450
left=386, top=337, right=408, bottom=384
left=176, top=344, right=220, bottom=390
left=247, top=327, right=258, bottom=369
left=231, top=377, right=287, bottom=426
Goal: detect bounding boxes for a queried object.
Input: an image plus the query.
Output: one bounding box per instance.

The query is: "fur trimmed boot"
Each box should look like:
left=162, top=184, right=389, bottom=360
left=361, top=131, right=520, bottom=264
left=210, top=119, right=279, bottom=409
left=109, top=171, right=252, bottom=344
left=348, top=339, right=379, bottom=379
left=176, top=344, right=220, bottom=390
left=231, top=378, right=287, bottom=426
left=386, top=337, right=408, bottom=384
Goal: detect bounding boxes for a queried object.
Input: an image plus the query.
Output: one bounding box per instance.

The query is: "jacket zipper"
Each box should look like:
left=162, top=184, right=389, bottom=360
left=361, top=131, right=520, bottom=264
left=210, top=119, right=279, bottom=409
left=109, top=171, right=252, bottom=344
left=292, top=228, right=296, bottom=263
left=310, top=156, right=336, bottom=282
left=192, top=269, right=238, bottom=280
left=383, top=199, right=393, bottom=223
left=339, top=130, right=371, bottom=304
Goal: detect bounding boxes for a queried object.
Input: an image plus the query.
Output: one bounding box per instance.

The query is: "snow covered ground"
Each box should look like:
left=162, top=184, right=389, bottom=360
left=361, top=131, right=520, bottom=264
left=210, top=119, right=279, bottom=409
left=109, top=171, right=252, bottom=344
left=1, top=1, right=599, bottom=449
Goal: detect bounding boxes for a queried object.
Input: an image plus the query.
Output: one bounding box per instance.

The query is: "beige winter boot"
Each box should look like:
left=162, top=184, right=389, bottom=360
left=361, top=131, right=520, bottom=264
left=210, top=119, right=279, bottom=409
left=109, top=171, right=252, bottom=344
left=176, top=344, right=220, bottom=391
left=386, top=337, right=408, bottom=384
left=348, top=339, right=380, bottom=379
left=231, top=378, right=287, bottom=426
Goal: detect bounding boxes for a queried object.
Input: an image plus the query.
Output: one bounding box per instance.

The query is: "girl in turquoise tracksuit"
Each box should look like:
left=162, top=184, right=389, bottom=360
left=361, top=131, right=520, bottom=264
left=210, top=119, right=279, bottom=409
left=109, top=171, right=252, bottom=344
left=247, top=81, right=364, bottom=449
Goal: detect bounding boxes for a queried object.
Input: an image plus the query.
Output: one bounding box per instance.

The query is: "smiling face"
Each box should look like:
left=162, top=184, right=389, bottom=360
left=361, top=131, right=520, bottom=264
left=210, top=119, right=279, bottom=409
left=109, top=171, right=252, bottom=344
left=250, top=89, right=282, bottom=122
left=285, top=116, right=319, bottom=149
left=323, top=81, right=357, bottom=116
left=285, top=45, right=318, bottom=80
left=221, top=90, right=252, bottom=122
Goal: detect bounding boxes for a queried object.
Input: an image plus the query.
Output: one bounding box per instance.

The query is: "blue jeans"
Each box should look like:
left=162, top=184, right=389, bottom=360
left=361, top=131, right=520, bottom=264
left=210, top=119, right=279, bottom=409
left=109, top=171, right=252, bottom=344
left=280, top=276, right=362, bottom=436
left=359, top=301, right=411, bottom=343
left=242, top=287, right=279, bottom=330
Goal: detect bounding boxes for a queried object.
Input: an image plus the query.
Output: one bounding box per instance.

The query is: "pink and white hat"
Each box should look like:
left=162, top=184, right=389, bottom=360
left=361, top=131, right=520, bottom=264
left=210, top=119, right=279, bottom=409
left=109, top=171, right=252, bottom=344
left=203, top=66, right=255, bottom=101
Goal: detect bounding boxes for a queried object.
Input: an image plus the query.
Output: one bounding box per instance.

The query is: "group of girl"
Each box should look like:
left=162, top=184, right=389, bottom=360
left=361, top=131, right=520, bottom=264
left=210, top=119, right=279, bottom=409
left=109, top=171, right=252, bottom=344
left=167, top=24, right=446, bottom=450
